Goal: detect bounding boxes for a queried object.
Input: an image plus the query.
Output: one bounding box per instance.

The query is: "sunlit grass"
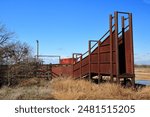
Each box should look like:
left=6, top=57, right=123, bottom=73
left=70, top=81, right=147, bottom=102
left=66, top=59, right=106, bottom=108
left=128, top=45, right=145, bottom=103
left=0, top=67, right=150, bottom=100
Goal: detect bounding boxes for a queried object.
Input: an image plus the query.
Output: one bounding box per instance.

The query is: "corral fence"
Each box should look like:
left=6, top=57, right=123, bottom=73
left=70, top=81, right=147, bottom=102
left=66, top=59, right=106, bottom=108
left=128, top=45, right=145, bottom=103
left=0, top=62, right=53, bottom=86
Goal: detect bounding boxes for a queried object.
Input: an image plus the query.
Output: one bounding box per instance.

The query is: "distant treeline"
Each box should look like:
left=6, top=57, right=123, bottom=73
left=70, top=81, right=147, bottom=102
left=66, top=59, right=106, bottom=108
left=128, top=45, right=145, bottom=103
left=135, top=64, right=150, bottom=68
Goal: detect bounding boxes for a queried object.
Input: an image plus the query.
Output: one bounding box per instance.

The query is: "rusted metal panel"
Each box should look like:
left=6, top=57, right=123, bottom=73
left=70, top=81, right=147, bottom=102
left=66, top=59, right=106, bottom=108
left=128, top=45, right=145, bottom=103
left=81, top=56, right=89, bottom=76
left=52, top=65, right=73, bottom=77
left=82, top=56, right=89, bottom=66
left=124, top=30, right=132, bottom=74
left=81, top=63, right=89, bottom=76
left=60, top=58, right=75, bottom=65
left=91, top=53, right=98, bottom=63
left=100, top=64, right=110, bottom=74
left=91, top=64, right=98, bottom=73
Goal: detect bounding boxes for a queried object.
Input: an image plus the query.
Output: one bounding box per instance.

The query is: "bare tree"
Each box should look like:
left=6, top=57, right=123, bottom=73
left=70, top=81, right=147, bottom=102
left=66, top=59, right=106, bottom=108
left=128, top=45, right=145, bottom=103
left=4, top=41, right=31, bottom=64
left=1, top=41, right=34, bottom=86
left=0, top=24, right=36, bottom=86
left=0, top=23, right=14, bottom=47
left=0, top=23, right=15, bottom=65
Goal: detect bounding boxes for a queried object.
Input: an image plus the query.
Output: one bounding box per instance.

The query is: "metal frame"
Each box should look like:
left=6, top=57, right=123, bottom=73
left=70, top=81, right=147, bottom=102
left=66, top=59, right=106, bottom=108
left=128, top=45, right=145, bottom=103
left=72, top=53, right=82, bottom=78
left=72, top=11, right=135, bottom=87
left=88, top=40, right=100, bottom=81
left=35, top=55, right=61, bottom=64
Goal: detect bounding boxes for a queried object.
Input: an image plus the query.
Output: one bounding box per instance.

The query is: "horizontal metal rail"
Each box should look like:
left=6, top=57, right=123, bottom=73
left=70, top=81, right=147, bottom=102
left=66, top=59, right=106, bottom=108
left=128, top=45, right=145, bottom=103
left=117, top=11, right=130, bottom=14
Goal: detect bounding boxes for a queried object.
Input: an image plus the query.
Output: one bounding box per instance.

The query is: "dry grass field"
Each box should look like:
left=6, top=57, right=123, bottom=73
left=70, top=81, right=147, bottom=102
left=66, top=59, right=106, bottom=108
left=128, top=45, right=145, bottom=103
left=0, top=78, right=54, bottom=100
left=51, top=78, right=150, bottom=100
left=0, top=67, right=150, bottom=100
left=135, top=67, right=150, bottom=80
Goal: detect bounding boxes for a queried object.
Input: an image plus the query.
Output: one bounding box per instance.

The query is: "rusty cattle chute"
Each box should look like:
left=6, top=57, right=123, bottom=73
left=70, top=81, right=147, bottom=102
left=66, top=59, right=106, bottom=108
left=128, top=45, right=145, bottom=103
left=0, top=11, right=135, bottom=87
left=72, top=11, right=135, bottom=86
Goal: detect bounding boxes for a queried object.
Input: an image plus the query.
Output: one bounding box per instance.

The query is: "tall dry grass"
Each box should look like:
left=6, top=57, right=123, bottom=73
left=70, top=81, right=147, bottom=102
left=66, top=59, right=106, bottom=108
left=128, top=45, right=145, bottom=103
left=0, top=77, right=150, bottom=100
left=51, top=78, right=150, bottom=100
left=0, top=78, right=54, bottom=100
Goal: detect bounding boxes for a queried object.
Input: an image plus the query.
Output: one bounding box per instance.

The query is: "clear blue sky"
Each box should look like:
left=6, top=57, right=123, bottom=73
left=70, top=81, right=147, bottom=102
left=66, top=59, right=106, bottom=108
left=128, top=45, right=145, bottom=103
left=0, top=0, right=150, bottom=64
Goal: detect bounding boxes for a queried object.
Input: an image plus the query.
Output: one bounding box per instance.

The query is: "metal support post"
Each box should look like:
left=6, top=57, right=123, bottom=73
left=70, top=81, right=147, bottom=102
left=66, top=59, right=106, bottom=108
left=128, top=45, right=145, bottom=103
left=109, top=14, right=113, bottom=82
left=129, top=13, right=135, bottom=87
left=98, top=41, right=100, bottom=84
left=80, top=54, right=82, bottom=79
left=89, top=41, right=91, bottom=81
left=114, top=11, right=119, bottom=84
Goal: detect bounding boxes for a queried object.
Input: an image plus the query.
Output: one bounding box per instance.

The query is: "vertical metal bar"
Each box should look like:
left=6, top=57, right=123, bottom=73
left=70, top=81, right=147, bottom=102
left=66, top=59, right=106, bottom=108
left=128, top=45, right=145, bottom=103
left=80, top=54, right=82, bottom=79
left=129, top=13, right=135, bottom=87
left=122, top=16, right=127, bottom=85
left=89, top=40, right=91, bottom=81
left=36, top=40, right=39, bottom=60
left=122, top=16, right=125, bottom=29
left=121, top=16, right=125, bottom=53
left=72, top=53, right=74, bottom=78
left=109, top=14, right=113, bottom=82
left=58, top=56, right=61, bottom=64
left=114, top=11, right=119, bottom=84
left=129, top=13, right=134, bottom=75
left=98, top=40, right=100, bottom=84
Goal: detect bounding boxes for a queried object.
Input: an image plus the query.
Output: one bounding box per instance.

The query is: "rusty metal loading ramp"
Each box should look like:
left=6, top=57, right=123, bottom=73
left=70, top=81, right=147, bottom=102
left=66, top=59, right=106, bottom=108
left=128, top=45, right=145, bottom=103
left=72, top=11, right=135, bottom=87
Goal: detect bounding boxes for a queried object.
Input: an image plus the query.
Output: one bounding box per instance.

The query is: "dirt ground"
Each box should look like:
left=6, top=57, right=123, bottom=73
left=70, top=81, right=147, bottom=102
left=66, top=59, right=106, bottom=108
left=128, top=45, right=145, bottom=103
left=135, top=67, right=150, bottom=80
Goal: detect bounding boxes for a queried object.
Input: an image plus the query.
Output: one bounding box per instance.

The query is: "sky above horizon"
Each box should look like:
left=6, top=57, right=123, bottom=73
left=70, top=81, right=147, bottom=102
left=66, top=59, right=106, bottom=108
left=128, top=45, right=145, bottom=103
left=0, top=0, right=150, bottom=64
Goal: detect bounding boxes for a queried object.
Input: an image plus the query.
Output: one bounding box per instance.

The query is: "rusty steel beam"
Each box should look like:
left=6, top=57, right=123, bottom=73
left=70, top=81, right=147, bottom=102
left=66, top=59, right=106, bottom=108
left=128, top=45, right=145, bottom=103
left=129, top=13, right=134, bottom=75
left=88, top=40, right=91, bottom=81
left=98, top=40, right=101, bottom=83
left=72, top=53, right=75, bottom=78
left=109, top=14, right=113, bottom=82
left=80, top=54, right=82, bottom=79
left=114, top=11, right=119, bottom=84
left=122, top=16, right=126, bottom=73
left=129, top=13, right=135, bottom=87
left=122, top=16, right=125, bottom=29
left=122, top=16, right=127, bottom=84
